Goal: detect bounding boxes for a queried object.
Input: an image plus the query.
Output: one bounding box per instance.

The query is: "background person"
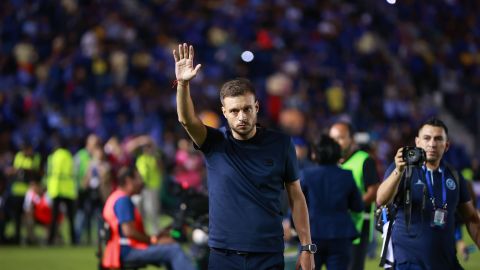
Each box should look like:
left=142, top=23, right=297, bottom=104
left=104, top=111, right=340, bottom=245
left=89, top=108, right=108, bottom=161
left=135, top=138, right=163, bottom=235
left=46, top=135, right=77, bottom=246
left=24, top=178, right=62, bottom=245
left=377, top=118, right=480, bottom=270
left=102, top=166, right=195, bottom=270
left=9, top=141, right=41, bottom=244
left=329, top=122, right=380, bottom=270
left=301, top=134, right=364, bottom=270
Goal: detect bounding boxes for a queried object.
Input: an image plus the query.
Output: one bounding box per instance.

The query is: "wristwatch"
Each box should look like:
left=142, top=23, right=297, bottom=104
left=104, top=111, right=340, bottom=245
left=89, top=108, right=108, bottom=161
left=300, top=244, right=317, bottom=254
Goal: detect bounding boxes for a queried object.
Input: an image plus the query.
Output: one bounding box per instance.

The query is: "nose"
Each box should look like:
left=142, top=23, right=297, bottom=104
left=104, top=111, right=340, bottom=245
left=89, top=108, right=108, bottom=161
left=238, top=111, right=247, bottom=121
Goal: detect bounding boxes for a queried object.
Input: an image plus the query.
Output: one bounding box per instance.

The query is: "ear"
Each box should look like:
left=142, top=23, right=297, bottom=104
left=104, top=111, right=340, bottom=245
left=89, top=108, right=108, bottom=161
left=445, top=140, right=450, bottom=153
left=415, top=136, right=420, bottom=147
left=255, top=100, right=259, bottom=113
left=221, top=106, right=227, bottom=118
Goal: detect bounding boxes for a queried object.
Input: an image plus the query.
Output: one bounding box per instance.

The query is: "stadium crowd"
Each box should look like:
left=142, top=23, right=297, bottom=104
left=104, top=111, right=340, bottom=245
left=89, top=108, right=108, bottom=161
left=0, top=0, right=479, bottom=259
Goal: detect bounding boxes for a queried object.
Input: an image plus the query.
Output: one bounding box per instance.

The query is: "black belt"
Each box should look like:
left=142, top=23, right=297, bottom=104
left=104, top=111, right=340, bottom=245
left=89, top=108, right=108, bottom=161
left=211, top=247, right=250, bottom=256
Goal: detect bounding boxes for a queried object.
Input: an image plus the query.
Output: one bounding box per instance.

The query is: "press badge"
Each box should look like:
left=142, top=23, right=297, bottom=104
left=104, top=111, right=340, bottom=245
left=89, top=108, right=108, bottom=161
left=431, top=208, right=447, bottom=228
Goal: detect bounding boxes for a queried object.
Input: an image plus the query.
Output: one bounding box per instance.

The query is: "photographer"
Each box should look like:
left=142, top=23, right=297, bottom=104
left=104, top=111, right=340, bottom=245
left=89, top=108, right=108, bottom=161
left=377, top=118, right=480, bottom=270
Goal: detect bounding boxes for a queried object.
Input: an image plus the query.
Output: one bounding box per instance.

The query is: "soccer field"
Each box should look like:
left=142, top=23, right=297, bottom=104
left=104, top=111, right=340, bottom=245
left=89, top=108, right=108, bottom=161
left=0, top=244, right=479, bottom=270
left=1, top=218, right=479, bottom=270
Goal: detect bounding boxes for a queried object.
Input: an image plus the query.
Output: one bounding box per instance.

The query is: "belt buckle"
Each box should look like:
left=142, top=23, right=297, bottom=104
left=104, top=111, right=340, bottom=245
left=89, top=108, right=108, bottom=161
left=235, top=250, right=249, bottom=256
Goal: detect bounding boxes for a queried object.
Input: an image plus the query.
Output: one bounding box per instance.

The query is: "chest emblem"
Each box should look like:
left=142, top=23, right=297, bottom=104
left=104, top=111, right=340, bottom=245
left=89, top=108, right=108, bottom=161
left=414, top=179, right=424, bottom=186
left=263, top=158, right=274, bottom=166
left=446, top=178, right=456, bottom=190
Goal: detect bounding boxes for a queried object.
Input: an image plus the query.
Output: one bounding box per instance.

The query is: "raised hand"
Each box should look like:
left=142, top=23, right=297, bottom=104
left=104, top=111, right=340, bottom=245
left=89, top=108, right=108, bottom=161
left=173, top=43, right=202, bottom=82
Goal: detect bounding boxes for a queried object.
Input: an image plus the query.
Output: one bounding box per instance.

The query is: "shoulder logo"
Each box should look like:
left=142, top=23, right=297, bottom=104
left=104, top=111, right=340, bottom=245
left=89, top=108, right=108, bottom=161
left=446, top=178, right=456, bottom=190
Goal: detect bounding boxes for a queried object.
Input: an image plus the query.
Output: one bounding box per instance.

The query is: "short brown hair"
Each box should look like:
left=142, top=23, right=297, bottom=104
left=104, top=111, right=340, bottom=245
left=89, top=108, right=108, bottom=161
left=220, top=78, right=256, bottom=104
left=117, top=165, right=138, bottom=187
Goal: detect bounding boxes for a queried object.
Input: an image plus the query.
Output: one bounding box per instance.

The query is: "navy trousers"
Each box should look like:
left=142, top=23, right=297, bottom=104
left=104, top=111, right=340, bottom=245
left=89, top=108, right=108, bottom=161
left=314, top=238, right=352, bottom=270
left=208, top=248, right=284, bottom=270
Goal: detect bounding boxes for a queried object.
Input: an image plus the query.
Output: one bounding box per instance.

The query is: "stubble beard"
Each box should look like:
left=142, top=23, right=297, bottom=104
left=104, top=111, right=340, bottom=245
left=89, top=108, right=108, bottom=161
left=229, top=118, right=257, bottom=139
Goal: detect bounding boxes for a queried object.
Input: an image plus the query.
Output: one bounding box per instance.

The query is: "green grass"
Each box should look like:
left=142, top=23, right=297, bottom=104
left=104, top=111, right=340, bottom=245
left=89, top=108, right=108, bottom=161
left=1, top=241, right=479, bottom=270
left=1, top=221, right=480, bottom=270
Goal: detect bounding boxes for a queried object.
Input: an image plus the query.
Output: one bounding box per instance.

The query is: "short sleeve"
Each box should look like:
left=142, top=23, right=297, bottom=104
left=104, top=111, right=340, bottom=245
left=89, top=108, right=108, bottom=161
left=113, top=197, right=135, bottom=224
left=194, top=126, right=222, bottom=154
left=458, top=174, right=471, bottom=204
left=284, top=138, right=300, bottom=183
left=383, top=163, right=396, bottom=181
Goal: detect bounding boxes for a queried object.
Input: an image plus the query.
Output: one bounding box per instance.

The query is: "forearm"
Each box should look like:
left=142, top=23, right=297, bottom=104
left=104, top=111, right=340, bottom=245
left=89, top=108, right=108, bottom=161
left=290, top=194, right=312, bottom=245
left=363, top=183, right=379, bottom=205
left=176, top=82, right=198, bottom=127
left=376, top=169, right=402, bottom=205
left=466, top=220, right=480, bottom=248
left=121, top=223, right=150, bottom=244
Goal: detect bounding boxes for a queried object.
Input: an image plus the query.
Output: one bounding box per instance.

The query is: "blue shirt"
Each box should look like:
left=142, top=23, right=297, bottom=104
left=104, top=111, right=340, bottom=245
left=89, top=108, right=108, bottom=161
left=197, top=126, right=299, bottom=252
left=384, top=162, right=470, bottom=270
left=301, top=164, right=363, bottom=240
left=114, top=196, right=135, bottom=258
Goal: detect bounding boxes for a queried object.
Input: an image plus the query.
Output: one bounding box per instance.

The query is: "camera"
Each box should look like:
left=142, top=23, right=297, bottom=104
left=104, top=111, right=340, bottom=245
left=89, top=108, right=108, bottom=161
left=402, top=146, right=426, bottom=166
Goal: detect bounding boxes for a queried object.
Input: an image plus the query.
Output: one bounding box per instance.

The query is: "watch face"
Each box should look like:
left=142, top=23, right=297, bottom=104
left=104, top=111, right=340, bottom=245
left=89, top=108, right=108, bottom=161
left=302, top=244, right=317, bottom=253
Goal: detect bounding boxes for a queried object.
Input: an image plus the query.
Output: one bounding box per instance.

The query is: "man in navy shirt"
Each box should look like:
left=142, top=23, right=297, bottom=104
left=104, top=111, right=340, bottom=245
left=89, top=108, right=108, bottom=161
left=377, top=118, right=480, bottom=270
left=173, top=43, right=314, bottom=270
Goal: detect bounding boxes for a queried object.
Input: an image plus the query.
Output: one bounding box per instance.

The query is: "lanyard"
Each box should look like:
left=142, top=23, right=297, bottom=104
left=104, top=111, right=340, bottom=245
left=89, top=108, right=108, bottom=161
left=424, top=167, right=447, bottom=209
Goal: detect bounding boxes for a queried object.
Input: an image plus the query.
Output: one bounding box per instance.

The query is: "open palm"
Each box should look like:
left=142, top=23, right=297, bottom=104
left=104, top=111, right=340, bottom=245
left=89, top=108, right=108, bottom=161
left=173, top=43, right=202, bottom=82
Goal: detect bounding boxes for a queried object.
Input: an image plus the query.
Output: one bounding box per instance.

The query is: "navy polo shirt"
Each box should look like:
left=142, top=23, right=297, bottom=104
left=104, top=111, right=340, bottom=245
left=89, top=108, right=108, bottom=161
left=197, top=126, right=299, bottom=252
left=384, top=162, right=470, bottom=270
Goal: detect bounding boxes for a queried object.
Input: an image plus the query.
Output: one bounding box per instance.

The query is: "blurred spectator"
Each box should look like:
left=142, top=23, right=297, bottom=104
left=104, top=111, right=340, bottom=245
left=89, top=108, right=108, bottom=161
left=9, top=141, right=41, bottom=244
left=104, top=136, right=131, bottom=188
left=136, top=139, right=163, bottom=235
left=329, top=122, right=380, bottom=270
left=0, top=0, right=479, bottom=257
left=101, top=166, right=196, bottom=270
left=301, top=134, right=363, bottom=270
left=74, top=133, right=101, bottom=243
left=293, top=136, right=315, bottom=170
left=24, top=178, right=61, bottom=245
left=174, top=139, right=204, bottom=192
left=81, top=147, right=111, bottom=245
left=45, top=135, right=77, bottom=246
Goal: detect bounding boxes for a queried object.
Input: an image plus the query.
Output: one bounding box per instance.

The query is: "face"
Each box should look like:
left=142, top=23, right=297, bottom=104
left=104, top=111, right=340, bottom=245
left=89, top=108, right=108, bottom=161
left=415, top=125, right=449, bottom=164
left=86, top=134, right=100, bottom=153
left=128, top=170, right=144, bottom=195
left=24, top=146, right=34, bottom=156
left=329, top=123, right=353, bottom=157
left=222, top=93, right=259, bottom=140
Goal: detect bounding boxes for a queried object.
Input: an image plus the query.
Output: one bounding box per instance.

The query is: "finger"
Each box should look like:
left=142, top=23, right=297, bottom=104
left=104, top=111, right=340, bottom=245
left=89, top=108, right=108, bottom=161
left=178, top=44, right=183, bottom=59
left=189, top=45, right=194, bottom=60
left=183, top=43, right=188, bottom=59
left=172, top=49, right=179, bottom=62
left=193, top=64, right=202, bottom=74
